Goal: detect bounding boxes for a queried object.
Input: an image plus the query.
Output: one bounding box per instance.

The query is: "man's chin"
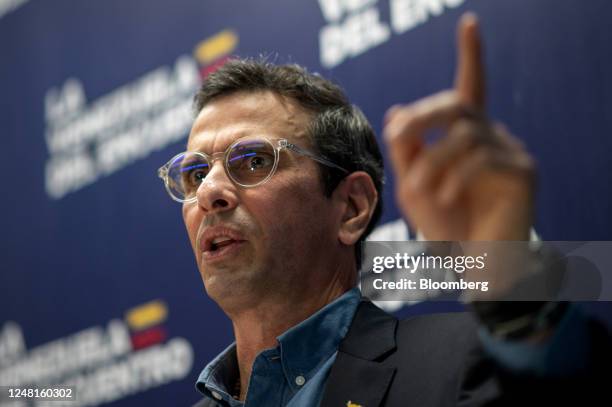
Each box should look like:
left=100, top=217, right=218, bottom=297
left=200, top=267, right=252, bottom=295
left=203, top=280, right=256, bottom=313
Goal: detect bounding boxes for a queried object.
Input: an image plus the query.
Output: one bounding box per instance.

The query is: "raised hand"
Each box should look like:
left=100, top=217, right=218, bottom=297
left=383, top=13, right=535, bottom=242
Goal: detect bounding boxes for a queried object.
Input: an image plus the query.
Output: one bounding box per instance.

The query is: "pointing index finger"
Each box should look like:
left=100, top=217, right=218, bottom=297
left=454, top=13, right=486, bottom=109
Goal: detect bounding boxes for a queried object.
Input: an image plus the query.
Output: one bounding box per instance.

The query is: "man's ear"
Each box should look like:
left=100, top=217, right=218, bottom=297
left=334, top=171, right=378, bottom=246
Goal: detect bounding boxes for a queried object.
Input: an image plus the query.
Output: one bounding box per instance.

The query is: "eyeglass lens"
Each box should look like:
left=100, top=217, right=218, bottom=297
left=167, top=138, right=277, bottom=201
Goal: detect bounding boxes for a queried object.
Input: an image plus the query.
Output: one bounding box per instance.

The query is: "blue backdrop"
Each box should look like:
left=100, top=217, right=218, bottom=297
left=1, top=0, right=611, bottom=406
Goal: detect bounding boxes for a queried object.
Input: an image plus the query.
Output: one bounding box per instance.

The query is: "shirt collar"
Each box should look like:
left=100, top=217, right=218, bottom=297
left=277, top=287, right=361, bottom=388
left=195, top=287, right=361, bottom=401
left=196, top=342, right=241, bottom=405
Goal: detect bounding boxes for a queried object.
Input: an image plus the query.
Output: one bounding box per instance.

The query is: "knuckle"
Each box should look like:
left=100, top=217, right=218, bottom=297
left=451, top=119, right=478, bottom=142
left=493, top=121, right=509, bottom=134
left=442, top=90, right=461, bottom=106
left=473, top=146, right=492, bottom=163
left=384, top=109, right=416, bottom=142
left=441, top=91, right=465, bottom=119
left=494, top=122, right=525, bottom=149
left=519, top=153, right=537, bottom=173
left=384, top=104, right=404, bottom=122
left=399, top=111, right=420, bottom=133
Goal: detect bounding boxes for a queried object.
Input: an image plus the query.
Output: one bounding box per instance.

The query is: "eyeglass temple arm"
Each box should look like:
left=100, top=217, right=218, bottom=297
left=281, top=140, right=349, bottom=173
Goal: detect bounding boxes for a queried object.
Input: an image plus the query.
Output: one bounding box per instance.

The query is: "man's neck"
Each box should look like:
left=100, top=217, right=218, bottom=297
left=230, top=283, right=352, bottom=401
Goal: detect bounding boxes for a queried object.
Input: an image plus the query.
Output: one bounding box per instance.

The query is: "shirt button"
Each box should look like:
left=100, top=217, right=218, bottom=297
left=295, top=375, right=306, bottom=386
left=211, top=391, right=223, bottom=400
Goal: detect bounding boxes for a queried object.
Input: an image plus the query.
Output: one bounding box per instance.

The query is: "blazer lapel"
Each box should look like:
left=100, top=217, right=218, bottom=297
left=320, top=300, right=398, bottom=407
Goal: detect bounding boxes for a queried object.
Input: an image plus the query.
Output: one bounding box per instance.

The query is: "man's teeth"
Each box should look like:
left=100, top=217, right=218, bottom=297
left=212, top=236, right=232, bottom=244
left=210, top=236, right=235, bottom=251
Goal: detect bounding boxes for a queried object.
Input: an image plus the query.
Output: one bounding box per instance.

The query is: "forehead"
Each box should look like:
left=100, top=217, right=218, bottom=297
left=187, top=90, right=313, bottom=152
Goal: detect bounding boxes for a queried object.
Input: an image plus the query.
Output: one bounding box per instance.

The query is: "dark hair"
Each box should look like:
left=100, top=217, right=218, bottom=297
left=194, top=58, right=384, bottom=265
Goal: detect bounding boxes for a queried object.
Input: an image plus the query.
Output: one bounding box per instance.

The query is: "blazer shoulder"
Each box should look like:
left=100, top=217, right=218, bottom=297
left=343, top=301, right=481, bottom=359
left=391, top=311, right=483, bottom=371
left=397, top=311, right=480, bottom=344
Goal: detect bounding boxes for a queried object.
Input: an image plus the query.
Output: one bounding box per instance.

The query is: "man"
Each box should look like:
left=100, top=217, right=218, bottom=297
left=158, top=14, right=609, bottom=406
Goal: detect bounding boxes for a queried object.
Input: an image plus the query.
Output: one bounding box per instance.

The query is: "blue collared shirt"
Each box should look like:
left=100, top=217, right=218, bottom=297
left=196, top=288, right=361, bottom=407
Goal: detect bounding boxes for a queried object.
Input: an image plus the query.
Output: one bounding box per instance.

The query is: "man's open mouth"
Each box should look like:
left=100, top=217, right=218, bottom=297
left=199, top=226, right=247, bottom=261
left=209, top=237, right=237, bottom=252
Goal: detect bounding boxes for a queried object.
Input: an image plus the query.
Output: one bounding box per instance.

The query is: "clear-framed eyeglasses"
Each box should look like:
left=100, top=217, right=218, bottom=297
left=157, top=136, right=349, bottom=203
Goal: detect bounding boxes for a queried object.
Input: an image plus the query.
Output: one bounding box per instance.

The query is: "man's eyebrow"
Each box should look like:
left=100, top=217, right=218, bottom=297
left=186, top=131, right=252, bottom=154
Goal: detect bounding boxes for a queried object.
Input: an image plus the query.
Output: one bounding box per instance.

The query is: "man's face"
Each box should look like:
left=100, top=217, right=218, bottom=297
left=183, top=91, right=341, bottom=311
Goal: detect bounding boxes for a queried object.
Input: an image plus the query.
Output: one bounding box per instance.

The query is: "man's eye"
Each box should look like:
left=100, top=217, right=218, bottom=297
left=189, top=170, right=207, bottom=184
left=180, top=163, right=209, bottom=191
left=247, top=154, right=274, bottom=171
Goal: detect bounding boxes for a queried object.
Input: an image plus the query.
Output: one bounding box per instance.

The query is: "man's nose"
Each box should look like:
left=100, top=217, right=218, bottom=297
left=195, top=161, right=239, bottom=213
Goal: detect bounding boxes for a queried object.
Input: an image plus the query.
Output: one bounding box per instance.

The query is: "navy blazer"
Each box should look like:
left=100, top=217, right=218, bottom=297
left=194, top=300, right=611, bottom=406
